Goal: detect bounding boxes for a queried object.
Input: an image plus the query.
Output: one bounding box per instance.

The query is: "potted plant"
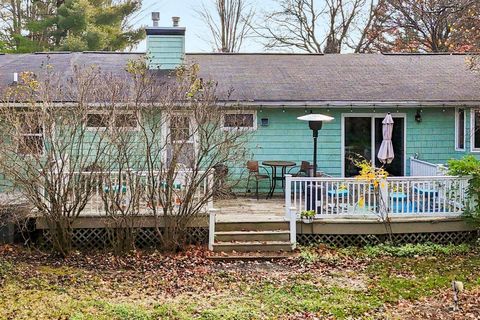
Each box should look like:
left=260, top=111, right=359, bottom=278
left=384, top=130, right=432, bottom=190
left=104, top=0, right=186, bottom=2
left=300, top=210, right=316, bottom=223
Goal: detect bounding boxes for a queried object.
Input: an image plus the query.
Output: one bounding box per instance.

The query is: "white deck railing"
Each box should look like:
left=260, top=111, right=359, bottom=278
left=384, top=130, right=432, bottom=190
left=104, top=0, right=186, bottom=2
left=51, top=169, right=214, bottom=216
left=285, top=175, right=469, bottom=220
left=410, top=157, right=447, bottom=176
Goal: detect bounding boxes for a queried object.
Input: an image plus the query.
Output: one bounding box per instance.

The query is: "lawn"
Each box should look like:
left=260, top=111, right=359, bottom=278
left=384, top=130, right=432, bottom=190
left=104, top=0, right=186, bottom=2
left=0, top=243, right=480, bottom=319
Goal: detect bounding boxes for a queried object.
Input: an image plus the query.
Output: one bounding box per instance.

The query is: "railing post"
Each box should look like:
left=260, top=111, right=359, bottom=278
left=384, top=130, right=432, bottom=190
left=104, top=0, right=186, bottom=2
left=207, top=169, right=214, bottom=210
left=285, top=174, right=292, bottom=219
left=208, top=208, right=216, bottom=251
left=380, top=178, right=389, bottom=217
left=290, top=207, right=297, bottom=249
left=285, top=174, right=296, bottom=249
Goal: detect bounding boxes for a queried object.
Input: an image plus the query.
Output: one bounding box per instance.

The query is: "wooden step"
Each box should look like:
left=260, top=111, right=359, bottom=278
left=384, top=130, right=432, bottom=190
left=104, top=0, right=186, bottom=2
left=207, top=251, right=296, bottom=261
left=215, top=230, right=290, bottom=242
left=215, top=221, right=289, bottom=232
left=212, top=241, right=293, bottom=253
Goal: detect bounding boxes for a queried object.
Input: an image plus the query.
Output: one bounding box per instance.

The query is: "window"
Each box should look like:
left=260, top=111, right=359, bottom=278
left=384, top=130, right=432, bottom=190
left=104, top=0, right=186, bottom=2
left=114, top=113, right=138, bottom=128
left=86, top=113, right=108, bottom=128
left=455, top=108, right=465, bottom=150
left=18, top=114, right=43, bottom=155
left=223, top=111, right=256, bottom=130
left=170, top=115, right=191, bottom=142
left=472, top=109, right=480, bottom=151
left=86, top=112, right=137, bottom=130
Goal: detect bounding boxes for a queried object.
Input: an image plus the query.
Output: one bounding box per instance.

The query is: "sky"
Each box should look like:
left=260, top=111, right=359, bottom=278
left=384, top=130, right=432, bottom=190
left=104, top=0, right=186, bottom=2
left=132, top=0, right=274, bottom=52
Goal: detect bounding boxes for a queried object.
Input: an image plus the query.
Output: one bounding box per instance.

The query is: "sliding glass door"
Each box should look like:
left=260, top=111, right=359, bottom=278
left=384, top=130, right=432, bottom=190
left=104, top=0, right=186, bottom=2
left=344, top=117, right=372, bottom=177
left=344, top=115, right=405, bottom=177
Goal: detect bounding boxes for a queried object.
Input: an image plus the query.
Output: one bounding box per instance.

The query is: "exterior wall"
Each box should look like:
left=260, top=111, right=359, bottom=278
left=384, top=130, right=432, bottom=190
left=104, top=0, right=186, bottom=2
left=244, top=107, right=472, bottom=183
left=0, top=106, right=476, bottom=194
left=147, top=35, right=185, bottom=70
left=247, top=108, right=341, bottom=177
left=406, top=107, right=465, bottom=171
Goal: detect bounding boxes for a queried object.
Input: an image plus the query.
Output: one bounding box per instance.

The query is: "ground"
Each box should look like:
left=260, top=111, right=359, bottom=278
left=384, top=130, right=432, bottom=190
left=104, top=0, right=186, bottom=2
left=1, top=244, right=480, bottom=319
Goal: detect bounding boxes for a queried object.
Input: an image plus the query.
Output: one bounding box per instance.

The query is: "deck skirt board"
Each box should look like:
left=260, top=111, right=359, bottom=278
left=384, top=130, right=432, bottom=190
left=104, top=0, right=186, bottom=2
left=297, top=217, right=475, bottom=235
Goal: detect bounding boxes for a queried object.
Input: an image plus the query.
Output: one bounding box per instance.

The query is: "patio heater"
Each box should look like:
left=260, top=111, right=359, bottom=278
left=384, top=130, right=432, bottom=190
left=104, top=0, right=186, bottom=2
left=297, top=114, right=334, bottom=176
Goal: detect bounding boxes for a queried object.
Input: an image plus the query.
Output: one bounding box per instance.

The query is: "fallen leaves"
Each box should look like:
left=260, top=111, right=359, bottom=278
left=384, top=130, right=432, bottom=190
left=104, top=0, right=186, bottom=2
left=388, top=288, right=480, bottom=319
left=1, top=244, right=480, bottom=319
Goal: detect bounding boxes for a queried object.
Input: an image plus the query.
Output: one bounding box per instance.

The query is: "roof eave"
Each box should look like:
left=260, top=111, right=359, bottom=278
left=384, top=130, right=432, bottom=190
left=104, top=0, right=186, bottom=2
left=1, top=100, right=479, bottom=108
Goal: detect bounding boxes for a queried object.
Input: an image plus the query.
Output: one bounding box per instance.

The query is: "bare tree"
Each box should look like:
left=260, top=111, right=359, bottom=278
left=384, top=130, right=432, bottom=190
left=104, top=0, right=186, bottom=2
left=197, top=0, right=255, bottom=52
left=255, top=0, right=387, bottom=53
left=125, top=61, right=249, bottom=251
left=0, top=57, right=250, bottom=255
left=90, top=60, right=249, bottom=252
left=374, top=0, right=479, bottom=52
left=0, top=67, right=112, bottom=256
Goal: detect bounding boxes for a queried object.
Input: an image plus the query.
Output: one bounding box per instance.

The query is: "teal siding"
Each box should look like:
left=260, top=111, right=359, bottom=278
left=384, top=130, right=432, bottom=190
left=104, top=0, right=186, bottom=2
left=406, top=107, right=458, bottom=173
left=1, top=106, right=476, bottom=194
left=245, top=107, right=474, bottom=181
left=147, top=36, right=185, bottom=70
left=406, top=107, right=477, bottom=170
left=248, top=109, right=341, bottom=176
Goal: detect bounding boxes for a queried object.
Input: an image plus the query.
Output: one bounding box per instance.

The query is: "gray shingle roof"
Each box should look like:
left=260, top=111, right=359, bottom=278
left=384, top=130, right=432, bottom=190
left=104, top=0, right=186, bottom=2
left=0, top=52, right=479, bottom=104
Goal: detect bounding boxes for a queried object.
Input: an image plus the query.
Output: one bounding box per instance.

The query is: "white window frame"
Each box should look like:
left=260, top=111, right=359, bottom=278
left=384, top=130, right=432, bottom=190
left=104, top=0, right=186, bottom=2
left=161, top=112, right=198, bottom=165
left=18, top=112, right=45, bottom=155
left=85, top=110, right=139, bottom=131
left=222, top=110, right=257, bottom=131
left=168, top=113, right=195, bottom=144
left=470, top=108, right=480, bottom=152
left=455, top=107, right=466, bottom=151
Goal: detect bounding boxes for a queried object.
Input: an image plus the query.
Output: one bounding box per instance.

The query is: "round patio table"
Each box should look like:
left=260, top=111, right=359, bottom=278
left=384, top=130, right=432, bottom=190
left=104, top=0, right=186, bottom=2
left=262, top=160, right=296, bottom=199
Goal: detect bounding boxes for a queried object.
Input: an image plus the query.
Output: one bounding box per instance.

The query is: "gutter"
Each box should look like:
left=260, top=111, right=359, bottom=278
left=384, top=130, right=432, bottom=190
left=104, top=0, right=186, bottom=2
left=1, top=100, right=480, bottom=108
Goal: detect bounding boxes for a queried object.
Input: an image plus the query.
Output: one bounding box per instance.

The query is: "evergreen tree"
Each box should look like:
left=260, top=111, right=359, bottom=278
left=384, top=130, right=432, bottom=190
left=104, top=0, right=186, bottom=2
left=0, top=0, right=144, bottom=52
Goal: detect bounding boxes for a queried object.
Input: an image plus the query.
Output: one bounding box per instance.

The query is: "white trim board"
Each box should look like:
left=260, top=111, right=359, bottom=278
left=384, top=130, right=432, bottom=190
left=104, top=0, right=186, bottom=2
left=221, top=110, right=257, bottom=131
left=470, top=108, right=480, bottom=153
left=340, top=113, right=407, bottom=177
left=455, top=107, right=466, bottom=151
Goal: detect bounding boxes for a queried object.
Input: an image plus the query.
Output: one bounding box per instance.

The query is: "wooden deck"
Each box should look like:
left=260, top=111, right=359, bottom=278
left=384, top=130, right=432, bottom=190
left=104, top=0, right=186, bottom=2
left=29, top=195, right=476, bottom=236
left=214, top=196, right=475, bottom=234
left=214, top=197, right=285, bottom=222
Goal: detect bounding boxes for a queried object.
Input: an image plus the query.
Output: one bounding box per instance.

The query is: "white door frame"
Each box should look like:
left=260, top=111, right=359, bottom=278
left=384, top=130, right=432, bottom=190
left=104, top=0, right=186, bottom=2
left=341, top=113, right=407, bottom=177
left=161, top=112, right=198, bottom=166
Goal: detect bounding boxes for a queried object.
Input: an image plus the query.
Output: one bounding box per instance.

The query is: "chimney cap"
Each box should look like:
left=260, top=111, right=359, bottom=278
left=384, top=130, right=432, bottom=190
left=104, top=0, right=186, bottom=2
left=172, top=16, right=180, bottom=27
left=151, top=12, right=160, bottom=27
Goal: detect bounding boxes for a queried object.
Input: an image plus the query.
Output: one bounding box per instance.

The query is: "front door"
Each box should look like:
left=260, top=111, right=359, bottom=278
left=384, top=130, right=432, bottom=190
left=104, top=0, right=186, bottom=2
left=343, top=115, right=405, bottom=177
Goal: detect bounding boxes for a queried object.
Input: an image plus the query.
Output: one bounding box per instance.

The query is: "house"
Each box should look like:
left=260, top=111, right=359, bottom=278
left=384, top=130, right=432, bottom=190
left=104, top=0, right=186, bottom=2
left=0, top=15, right=479, bottom=251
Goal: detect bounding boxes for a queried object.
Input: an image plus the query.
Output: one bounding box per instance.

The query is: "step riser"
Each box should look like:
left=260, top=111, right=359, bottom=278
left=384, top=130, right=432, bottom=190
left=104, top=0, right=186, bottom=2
left=215, top=233, right=290, bottom=242
left=215, top=222, right=289, bottom=232
left=213, top=244, right=293, bottom=253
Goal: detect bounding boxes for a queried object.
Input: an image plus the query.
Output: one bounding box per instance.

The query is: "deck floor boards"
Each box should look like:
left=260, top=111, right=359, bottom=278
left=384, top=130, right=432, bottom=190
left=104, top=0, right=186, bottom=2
left=214, top=197, right=285, bottom=222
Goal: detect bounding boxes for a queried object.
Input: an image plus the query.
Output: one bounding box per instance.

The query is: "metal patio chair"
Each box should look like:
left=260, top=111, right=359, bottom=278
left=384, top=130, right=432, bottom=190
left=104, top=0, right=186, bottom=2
left=288, top=161, right=311, bottom=177
left=245, top=160, right=271, bottom=200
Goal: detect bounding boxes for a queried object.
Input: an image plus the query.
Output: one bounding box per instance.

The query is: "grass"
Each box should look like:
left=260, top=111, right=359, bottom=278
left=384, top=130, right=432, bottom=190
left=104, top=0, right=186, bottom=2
left=363, top=242, right=471, bottom=257
left=1, top=244, right=480, bottom=319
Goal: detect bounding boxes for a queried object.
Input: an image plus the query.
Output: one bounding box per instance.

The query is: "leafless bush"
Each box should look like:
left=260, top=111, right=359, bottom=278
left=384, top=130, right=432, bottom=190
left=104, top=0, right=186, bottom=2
left=124, top=61, right=249, bottom=251
left=0, top=58, right=249, bottom=255
left=0, top=66, right=112, bottom=256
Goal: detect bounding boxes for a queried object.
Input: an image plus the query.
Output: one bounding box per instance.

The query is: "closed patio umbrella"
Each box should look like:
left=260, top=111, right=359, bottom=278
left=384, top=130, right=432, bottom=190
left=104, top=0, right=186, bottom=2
left=377, top=113, right=394, bottom=164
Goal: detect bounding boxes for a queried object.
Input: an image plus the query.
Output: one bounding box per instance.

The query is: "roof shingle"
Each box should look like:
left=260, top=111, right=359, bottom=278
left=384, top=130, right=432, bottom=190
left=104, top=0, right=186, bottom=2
left=0, top=52, right=478, bottom=104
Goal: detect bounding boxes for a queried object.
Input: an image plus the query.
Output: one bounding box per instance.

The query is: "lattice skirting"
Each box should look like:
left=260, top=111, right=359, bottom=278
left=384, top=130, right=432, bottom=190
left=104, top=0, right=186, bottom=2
left=297, top=231, right=479, bottom=247
left=37, top=227, right=208, bottom=251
